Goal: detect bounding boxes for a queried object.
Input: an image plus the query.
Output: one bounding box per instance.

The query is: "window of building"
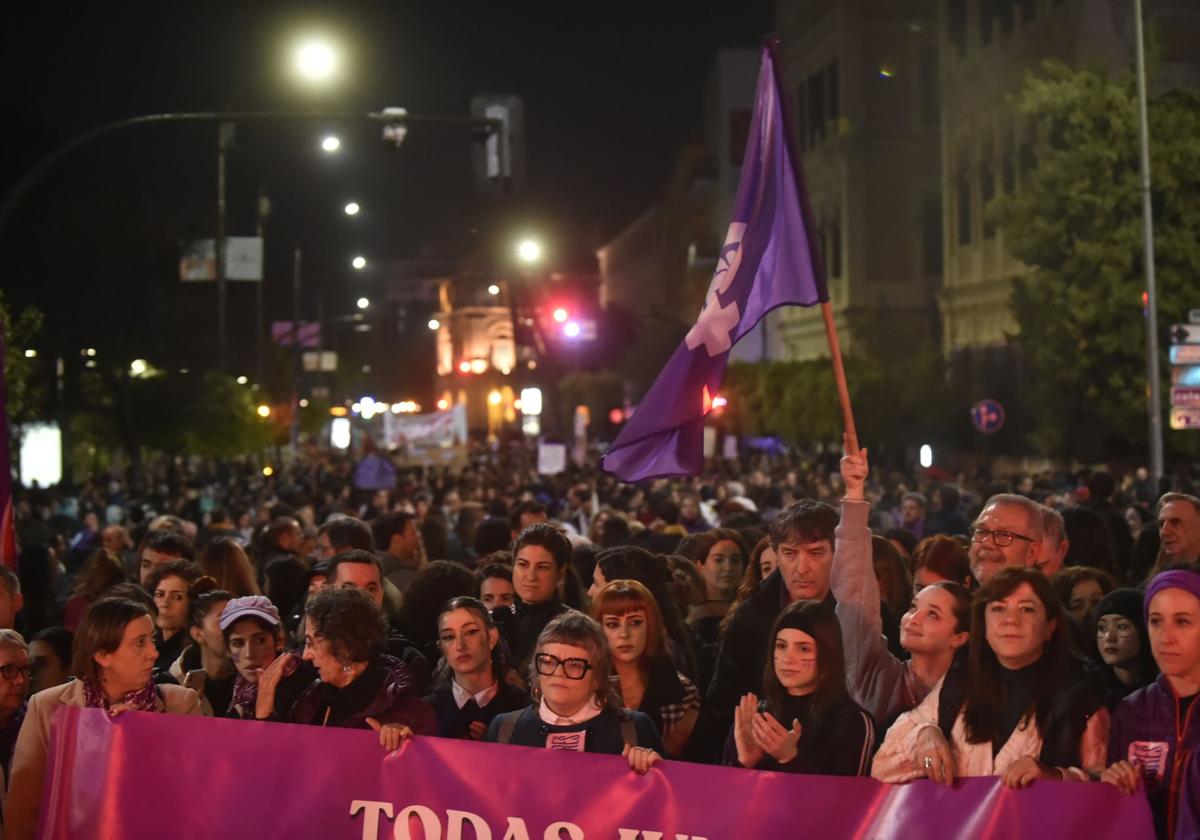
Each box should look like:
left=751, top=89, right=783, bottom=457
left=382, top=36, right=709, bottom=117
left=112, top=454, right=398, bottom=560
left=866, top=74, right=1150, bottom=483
left=796, top=83, right=807, bottom=151
left=827, top=61, right=840, bottom=124
left=949, top=0, right=968, bottom=58
left=980, top=0, right=995, bottom=47
left=957, top=175, right=972, bottom=245
left=998, top=0, right=1015, bottom=36
left=1002, top=145, right=1016, bottom=193
left=922, top=197, right=944, bottom=276
left=807, top=73, right=825, bottom=146
left=827, top=213, right=843, bottom=278
left=981, top=163, right=997, bottom=238
left=1019, top=0, right=1035, bottom=22
left=919, top=46, right=940, bottom=127
left=1018, top=141, right=1036, bottom=187
left=729, top=109, right=751, bottom=165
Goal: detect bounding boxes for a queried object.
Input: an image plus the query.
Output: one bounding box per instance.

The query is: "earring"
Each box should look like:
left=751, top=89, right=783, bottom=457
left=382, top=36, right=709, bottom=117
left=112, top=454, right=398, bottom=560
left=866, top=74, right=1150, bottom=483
left=342, top=665, right=351, bottom=673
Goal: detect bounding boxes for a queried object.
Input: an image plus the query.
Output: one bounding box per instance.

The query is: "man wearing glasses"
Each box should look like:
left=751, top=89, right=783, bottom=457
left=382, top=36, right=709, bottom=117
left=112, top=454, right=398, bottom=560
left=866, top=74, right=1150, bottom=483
left=0, top=629, right=31, bottom=780
left=968, top=494, right=1045, bottom=584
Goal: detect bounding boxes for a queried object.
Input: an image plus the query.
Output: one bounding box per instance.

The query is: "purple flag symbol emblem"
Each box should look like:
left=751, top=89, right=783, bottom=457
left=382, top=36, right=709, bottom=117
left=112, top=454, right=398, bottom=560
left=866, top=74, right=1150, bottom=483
left=602, top=46, right=828, bottom=482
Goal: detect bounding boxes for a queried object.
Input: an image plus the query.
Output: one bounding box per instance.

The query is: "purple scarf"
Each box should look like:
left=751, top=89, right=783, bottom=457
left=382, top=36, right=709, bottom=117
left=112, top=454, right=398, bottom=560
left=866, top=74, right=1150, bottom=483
left=229, top=656, right=302, bottom=719
left=81, top=678, right=159, bottom=713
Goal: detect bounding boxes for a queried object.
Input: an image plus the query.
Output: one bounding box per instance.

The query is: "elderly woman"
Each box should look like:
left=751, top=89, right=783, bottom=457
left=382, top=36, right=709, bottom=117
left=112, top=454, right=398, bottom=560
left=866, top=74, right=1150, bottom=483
left=220, top=595, right=310, bottom=721
left=872, top=567, right=1109, bottom=787
left=5, top=598, right=202, bottom=840
left=258, top=587, right=434, bottom=748
left=485, top=611, right=665, bottom=774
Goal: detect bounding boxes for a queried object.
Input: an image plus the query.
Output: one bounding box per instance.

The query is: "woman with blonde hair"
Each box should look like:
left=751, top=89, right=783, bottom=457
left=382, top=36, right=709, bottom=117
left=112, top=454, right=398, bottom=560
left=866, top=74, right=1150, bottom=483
left=592, top=580, right=700, bottom=756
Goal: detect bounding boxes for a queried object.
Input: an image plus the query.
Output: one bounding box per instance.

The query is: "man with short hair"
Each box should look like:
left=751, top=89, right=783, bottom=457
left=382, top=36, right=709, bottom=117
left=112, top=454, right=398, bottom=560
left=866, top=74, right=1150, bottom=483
left=1036, top=506, right=1070, bottom=577
left=508, top=523, right=571, bottom=666
left=261, top=517, right=303, bottom=565
left=1156, top=493, right=1200, bottom=567
left=967, top=493, right=1044, bottom=584
left=899, top=492, right=928, bottom=540
left=138, top=530, right=194, bottom=588
left=317, top=516, right=375, bottom=560
left=372, top=512, right=423, bottom=592
left=476, top=562, right=516, bottom=611
left=508, top=501, right=548, bottom=541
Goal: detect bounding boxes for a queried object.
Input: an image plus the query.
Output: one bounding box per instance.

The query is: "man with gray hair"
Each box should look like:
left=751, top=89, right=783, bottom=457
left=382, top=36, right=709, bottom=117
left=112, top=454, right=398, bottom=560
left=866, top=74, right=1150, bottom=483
left=967, top=493, right=1044, bottom=584
left=0, top=628, right=30, bottom=774
left=1036, top=506, right=1070, bottom=577
left=1156, top=492, right=1200, bottom=567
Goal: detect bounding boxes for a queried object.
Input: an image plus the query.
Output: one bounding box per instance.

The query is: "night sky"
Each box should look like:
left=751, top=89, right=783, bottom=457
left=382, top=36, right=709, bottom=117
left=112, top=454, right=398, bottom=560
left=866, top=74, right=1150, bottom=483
left=0, top=2, right=774, bottom=380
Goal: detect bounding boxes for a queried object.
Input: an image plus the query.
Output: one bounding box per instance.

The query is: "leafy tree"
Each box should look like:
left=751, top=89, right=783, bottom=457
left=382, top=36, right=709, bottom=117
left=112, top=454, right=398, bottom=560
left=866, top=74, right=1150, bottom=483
left=0, top=291, right=45, bottom=426
left=990, top=61, right=1200, bottom=460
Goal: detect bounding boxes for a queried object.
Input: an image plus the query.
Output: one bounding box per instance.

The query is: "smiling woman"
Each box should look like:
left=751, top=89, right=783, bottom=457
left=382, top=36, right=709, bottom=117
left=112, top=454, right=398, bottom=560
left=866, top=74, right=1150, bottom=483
left=4, top=597, right=203, bottom=840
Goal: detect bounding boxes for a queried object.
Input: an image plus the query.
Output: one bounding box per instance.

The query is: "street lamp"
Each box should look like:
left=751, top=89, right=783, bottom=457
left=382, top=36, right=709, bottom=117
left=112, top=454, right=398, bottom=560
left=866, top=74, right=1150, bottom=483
left=516, top=238, right=542, bottom=264
left=294, top=39, right=338, bottom=83
left=344, top=201, right=360, bottom=216
left=256, top=404, right=271, bottom=418
left=487, top=284, right=500, bottom=296
left=427, top=318, right=440, bottom=330
left=352, top=256, right=366, bottom=270
left=356, top=297, right=370, bottom=309
left=321, top=135, right=341, bottom=152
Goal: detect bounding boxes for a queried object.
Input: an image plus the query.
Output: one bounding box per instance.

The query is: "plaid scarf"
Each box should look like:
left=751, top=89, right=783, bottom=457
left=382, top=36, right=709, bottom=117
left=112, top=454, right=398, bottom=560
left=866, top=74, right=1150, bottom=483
left=81, top=678, right=159, bottom=713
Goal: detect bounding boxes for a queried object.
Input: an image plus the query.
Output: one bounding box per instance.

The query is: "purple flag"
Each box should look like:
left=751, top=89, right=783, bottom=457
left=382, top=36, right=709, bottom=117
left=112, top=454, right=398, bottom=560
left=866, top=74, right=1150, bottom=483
left=602, top=45, right=827, bottom=482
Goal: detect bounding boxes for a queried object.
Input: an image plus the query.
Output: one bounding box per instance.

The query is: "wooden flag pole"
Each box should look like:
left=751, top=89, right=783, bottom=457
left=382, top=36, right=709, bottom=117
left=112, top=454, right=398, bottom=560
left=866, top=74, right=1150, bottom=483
left=821, top=302, right=859, bottom=454
left=766, top=36, right=861, bottom=455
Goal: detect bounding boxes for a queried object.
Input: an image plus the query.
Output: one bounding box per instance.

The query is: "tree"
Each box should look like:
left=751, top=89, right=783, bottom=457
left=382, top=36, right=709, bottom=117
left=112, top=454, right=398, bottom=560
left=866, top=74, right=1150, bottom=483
left=0, top=291, right=45, bottom=426
left=990, top=61, right=1200, bottom=460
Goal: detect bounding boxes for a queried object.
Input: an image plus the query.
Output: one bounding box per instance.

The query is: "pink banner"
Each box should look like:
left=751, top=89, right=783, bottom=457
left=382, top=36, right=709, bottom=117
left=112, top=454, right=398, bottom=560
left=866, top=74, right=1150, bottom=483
left=40, top=707, right=1152, bottom=839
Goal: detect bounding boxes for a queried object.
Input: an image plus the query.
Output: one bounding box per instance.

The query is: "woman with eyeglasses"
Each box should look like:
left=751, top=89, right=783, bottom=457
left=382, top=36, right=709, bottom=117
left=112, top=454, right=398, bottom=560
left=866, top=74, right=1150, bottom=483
left=0, top=629, right=31, bottom=777
left=485, top=611, right=666, bottom=774
left=872, top=567, right=1109, bottom=787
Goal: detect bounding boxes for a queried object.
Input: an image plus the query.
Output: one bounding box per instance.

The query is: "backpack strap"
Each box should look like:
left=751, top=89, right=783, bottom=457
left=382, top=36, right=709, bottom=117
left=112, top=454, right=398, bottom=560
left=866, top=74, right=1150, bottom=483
left=496, top=710, right=520, bottom=745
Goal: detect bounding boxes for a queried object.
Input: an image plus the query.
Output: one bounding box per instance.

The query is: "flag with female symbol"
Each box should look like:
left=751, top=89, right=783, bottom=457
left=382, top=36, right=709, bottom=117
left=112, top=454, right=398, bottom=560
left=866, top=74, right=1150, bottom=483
left=602, top=46, right=828, bottom=482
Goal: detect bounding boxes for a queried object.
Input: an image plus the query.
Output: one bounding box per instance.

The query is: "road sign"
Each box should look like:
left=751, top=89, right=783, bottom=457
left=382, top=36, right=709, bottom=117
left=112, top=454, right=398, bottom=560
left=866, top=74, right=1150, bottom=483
left=971, top=399, right=1006, bottom=434
left=1170, top=345, right=1200, bottom=365
left=1172, top=387, right=1200, bottom=408
left=1170, top=407, right=1200, bottom=430
left=1189, top=308, right=1200, bottom=324
left=1172, top=366, right=1200, bottom=386
left=1169, top=324, right=1200, bottom=344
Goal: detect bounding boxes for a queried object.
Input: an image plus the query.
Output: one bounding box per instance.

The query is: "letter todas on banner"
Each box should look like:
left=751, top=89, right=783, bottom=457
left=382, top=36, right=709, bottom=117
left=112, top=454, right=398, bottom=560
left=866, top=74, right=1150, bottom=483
left=38, top=709, right=1153, bottom=840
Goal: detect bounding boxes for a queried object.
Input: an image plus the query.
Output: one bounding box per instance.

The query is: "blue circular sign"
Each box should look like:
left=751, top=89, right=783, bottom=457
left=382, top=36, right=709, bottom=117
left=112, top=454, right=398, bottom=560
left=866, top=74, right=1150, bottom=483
left=971, top=399, right=1006, bottom=435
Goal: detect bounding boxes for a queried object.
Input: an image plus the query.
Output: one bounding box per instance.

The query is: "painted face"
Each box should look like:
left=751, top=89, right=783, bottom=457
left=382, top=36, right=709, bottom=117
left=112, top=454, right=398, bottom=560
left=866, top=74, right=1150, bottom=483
left=775, top=537, right=833, bottom=603
left=480, top=576, right=515, bottom=610
left=226, top=618, right=280, bottom=683
left=758, top=546, right=778, bottom=579
left=514, top=545, right=560, bottom=605
left=153, top=574, right=190, bottom=634
left=535, top=642, right=597, bottom=716
left=900, top=585, right=967, bottom=655
left=1158, top=501, right=1200, bottom=561
left=983, top=582, right=1056, bottom=670
left=773, top=628, right=819, bottom=695
left=1096, top=613, right=1141, bottom=668
left=139, top=548, right=180, bottom=586
left=1068, top=579, right=1105, bottom=624
left=95, top=615, right=158, bottom=696
left=438, top=608, right=496, bottom=679
left=29, top=639, right=67, bottom=694
left=969, top=503, right=1040, bottom=584
left=0, top=647, right=31, bottom=715
left=303, top=627, right=346, bottom=685
left=332, top=562, right=384, bottom=609
left=1147, top=588, right=1200, bottom=683
left=600, top=609, right=648, bottom=665
left=699, top=540, right=744, bottom=600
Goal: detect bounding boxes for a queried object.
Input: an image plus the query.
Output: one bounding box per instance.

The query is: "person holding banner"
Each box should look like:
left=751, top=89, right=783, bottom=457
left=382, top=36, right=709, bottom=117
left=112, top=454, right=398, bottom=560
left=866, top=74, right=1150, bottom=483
left=592, top=579, right=700, bottom=757
left=284, top=587, right=435, bottom=744
left=5, top=597, right=203, bottom=840
left=425, top=596, right=527, bottom=740
left=485, top=611, right=665, bottom=774
left=832, top=446, right=971, bottom=729
left=1102, top=570, right=1200, bottom=840
left=724, top=599, right=875, bottom=775
left=872, top=567, right=1109, bottom=787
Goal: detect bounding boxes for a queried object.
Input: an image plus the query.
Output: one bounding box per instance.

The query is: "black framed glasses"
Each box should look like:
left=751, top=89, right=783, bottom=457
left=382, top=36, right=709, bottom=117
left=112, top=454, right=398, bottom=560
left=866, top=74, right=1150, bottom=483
left=534, top=653, right=592, bottom=680
left=0, top=664, right=31, bottom=681
left=969, top=527, right=1035, bottom=547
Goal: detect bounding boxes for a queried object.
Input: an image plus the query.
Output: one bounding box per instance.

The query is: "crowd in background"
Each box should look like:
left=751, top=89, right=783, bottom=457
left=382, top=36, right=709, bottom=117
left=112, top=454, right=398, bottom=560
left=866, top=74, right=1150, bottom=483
left=1, top=439, right=1198, bottom=839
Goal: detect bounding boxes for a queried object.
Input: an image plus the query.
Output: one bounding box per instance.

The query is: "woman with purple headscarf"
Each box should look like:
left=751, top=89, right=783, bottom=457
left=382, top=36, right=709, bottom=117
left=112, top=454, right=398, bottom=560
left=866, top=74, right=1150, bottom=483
left=1102, top=569, right=1200, bottom=839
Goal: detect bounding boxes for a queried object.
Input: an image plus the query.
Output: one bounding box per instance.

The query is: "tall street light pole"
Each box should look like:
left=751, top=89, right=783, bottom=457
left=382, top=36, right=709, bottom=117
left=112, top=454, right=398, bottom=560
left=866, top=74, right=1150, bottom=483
left=215, top=121, right=231, bottom=372
left=1133, top=0, right=1163, bottom=494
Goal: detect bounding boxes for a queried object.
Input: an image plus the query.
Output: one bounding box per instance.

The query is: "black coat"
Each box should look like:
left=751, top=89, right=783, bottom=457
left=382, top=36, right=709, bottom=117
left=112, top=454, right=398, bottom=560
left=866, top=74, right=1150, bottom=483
left=424, top=680, right=529, bottom=739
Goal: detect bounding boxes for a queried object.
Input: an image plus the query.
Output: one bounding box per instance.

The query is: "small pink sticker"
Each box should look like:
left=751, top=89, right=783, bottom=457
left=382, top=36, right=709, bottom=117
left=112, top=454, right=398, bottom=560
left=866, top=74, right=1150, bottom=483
left=1128, top=741, right=1170, bottom=792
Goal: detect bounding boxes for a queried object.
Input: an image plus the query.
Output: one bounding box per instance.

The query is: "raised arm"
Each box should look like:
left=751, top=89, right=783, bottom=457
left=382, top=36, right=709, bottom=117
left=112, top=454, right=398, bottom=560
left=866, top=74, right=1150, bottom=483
left=830, top=443, right=907, bottom=723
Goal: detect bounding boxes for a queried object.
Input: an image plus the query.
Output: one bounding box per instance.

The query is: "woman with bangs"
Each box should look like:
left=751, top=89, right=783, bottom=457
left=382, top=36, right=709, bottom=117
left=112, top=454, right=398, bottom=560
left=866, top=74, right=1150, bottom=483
left=872, top=566, right=1109, bottom=787
left=592, top=580, right=700, bottom=757
left=485, top=611, right=665, bottom=774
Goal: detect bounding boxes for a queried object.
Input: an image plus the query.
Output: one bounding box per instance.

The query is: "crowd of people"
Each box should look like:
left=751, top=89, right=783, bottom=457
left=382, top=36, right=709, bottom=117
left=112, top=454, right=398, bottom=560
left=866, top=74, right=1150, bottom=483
left=2, top=439, right=1199, bottom=839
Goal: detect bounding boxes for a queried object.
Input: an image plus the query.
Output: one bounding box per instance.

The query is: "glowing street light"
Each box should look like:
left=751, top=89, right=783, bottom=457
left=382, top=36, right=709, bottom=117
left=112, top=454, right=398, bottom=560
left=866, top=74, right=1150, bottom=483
left=487, top=389, right=503, bottom=406
left=23, top=349, right=36, bottom=359
left=427, top=318, right=441, bottom=331
left=552, top=307, right=568, bottom=323
left=487, top=284, right=500, bottom=296
left=236, top=375, right=249, bottom=385
left=294, top=39, right=338, bottom=83
left=356, top=297, right=370, bottom=309
left=516, top=239, right=542, bottom=264
left=351, top=256, right=366, bottom=270
left=344, top=201, right=360, bottom=216
left=129, top=359, right=148, bottom=377
left=563, top=321, right=581, bottom=338
left=256, top=404, right=271, bottom=418
left=321, top=135, right=341, bottom=153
